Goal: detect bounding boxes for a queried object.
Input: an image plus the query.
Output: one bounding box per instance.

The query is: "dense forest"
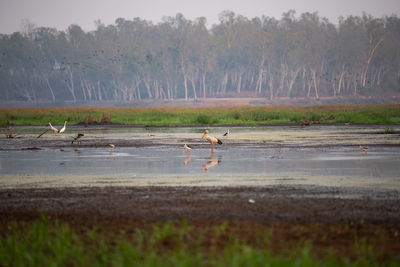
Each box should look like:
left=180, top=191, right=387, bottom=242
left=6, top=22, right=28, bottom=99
left=0, top=10, right=400, bottom=104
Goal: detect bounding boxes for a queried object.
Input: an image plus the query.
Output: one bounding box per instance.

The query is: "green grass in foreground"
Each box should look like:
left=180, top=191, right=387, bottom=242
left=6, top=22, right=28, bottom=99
left=1, top=104, right=400, bottom=127
left=0, top=218, right=397, bottom=267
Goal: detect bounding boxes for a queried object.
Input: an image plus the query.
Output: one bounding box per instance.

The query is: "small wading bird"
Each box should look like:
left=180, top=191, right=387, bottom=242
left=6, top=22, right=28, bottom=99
left=71, top=133, right=84, bottom=144
left=223, top=129, right=230, bottom=137
left=359, top=145, right=369, bottom=153
left=202, top=130, right=222, bottom=153
left=183, top=144, right=192, bottom=151
left=109, top=144, right=115, bottom=149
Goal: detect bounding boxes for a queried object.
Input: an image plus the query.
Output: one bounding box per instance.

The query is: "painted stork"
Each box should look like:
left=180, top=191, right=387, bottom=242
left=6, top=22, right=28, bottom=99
left=202, top=130, right=222, bottom=153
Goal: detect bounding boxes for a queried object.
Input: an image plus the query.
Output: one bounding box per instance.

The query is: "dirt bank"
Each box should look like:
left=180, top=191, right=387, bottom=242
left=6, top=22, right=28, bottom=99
left=1, top=186, right=399, bottom=224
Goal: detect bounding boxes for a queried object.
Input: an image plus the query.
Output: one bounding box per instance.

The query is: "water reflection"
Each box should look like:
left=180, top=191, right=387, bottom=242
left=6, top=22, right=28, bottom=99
left=1, top=140, right=400, bottom=189
left=184, top=152, right=191, bottom=165
left=203, top=153, right=221, bottom=172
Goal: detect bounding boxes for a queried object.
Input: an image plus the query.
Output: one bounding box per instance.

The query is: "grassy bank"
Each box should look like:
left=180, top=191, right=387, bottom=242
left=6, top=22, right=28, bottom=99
left=1, top=218, right=398, bottom=266
left=1, top=104, right=400, bottom=127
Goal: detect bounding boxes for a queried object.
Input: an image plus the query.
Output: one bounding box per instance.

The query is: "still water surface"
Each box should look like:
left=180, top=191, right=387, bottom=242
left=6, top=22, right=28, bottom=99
left=0, top=142, right=399, bottom=189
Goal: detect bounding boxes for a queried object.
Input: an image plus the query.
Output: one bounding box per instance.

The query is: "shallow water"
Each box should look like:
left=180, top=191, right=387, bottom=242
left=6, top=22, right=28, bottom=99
left=1, top=128, right=399, bottom=189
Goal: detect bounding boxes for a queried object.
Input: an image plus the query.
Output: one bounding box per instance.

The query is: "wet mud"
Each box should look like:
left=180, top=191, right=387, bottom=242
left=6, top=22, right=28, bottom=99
left=1, top=186, right=399, bottom=224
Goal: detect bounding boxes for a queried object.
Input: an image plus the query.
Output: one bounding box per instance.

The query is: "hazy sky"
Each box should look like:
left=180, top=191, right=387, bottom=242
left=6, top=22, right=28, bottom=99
left=0, top=0, right=399, bottom=34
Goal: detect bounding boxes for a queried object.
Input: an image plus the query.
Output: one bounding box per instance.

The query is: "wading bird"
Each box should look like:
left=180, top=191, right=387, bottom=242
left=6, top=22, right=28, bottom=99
left=109, top=144, right=115, bottom=149
left=48, top=122, right=59, bottom=133
left=202, top=130, right=222, bottom=153
left=59, top=121, right=67, bottom=133
left=71, top=133, right=84, bottom=144
left=223, top=129, right=230, bottom=137
left=359, top=145, right=369, bottom=153
left=183, top=144, right=192, bottom=151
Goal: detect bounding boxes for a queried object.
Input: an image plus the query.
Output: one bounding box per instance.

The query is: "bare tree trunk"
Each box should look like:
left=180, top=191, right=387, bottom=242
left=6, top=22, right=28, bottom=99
left=287, top=66, right=302, bottom=97
left=237, top=72, right=242, bottom=94
left=268, top=72, right=274, bottom=100
left=80, top=78, right=87, bottom=101
left=41, top=74, right=56, bottom=102
left=278, top=63, right=287, bottom=97
left=189, top=74, right=197, bottom=100
left=97, top=80, right=102, bottom=101
left=144, top=79, right=153, bottom=98
left=64, top=68, right=76, bottom=102
left=362, top=37, right=384, bottom=88
left=202, top=73, right=207, bottom=99
left=337, top=66, right=345, bottom=96
left=183, top=74, right=188, bottom=100
left=221, top=72, right=228, bottom=95
left=310, top=69, right=320, bottom=99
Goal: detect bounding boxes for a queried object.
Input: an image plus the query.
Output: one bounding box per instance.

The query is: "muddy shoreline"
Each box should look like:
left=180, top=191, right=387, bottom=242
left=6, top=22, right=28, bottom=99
left=1, top=185, right=399, bottom=224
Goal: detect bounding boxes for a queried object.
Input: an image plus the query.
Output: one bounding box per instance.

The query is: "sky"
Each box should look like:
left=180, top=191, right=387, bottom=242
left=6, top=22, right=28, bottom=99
left=0, top=0, right=399, bottom=34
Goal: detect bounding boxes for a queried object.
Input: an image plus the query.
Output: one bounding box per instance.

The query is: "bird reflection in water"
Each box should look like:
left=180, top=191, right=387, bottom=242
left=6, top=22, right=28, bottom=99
left=203, top=153, right=221, bottom=172
left=184, top=153, right=191, bottom=165
left=183, top=144, right=192, bottom=165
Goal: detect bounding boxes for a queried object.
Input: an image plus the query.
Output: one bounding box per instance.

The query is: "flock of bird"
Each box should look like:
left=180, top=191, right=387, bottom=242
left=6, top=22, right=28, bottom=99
left=35, top=123, right=371, bottom=157
left=39, top=121, right=230, bottom=154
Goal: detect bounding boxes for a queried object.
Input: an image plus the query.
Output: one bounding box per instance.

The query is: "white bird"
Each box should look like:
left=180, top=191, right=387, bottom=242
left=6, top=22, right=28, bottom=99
left=202, top=130, right=222, bottom=153
left=223, top=129, right=230, bottom=137
left=48, top=122, right=59, bottom=134
left=58, top=121, right=67, bottom=133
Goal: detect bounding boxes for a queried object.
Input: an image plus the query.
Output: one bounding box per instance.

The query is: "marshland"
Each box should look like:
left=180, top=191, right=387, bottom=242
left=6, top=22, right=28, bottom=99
left=1, top=105, right=400, bottom=266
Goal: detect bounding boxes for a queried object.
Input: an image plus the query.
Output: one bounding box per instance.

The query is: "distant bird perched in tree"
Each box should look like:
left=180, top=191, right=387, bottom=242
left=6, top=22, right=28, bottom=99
left=183, top=144, right=192, bottom=151
left=71, top=133, right=84, bottom=144
left=202, top=130, right=222, bottom=153
left=58, top=121, right=67, bottom=133
left=48, top=122, right=59, bottom=134
left=223, top=129, right=230, bottom=137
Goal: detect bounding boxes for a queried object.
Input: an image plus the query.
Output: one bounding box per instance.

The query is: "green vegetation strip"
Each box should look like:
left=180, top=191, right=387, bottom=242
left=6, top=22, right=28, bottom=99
left=1, top=104, right=400, bottom=127
left=1, top=218, right=398, bottom=266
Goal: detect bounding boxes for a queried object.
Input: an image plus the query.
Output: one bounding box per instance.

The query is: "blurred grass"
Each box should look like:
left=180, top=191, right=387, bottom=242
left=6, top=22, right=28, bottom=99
left=1, top=218, right=397, bottom=266
left=0, top=104, right=400, bottom=127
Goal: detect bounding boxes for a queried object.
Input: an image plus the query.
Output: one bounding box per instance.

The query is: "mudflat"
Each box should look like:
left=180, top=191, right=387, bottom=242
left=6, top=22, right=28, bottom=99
left=1, top=185, right=399, bottom=223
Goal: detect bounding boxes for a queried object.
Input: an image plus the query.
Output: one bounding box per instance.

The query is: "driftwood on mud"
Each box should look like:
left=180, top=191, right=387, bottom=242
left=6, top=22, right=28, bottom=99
left=37, top=128, right=50, bottom=138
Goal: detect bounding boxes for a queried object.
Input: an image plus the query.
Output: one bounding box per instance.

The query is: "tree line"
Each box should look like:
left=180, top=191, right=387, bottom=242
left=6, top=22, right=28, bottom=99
left=0, top=10, right=399, bottom=103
